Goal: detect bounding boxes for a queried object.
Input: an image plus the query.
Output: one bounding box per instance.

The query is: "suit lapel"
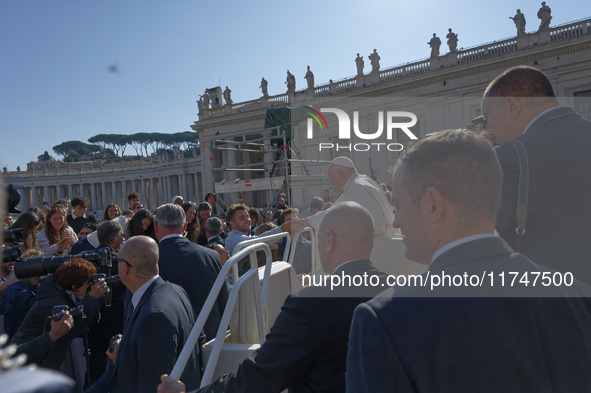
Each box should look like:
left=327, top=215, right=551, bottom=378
left=120, top=277, right=164, bottom=344
left=111, top=279, right=163, bottom=391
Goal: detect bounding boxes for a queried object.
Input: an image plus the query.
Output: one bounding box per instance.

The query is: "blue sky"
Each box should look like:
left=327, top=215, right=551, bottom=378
left=1, top=0, right=588, bottom=170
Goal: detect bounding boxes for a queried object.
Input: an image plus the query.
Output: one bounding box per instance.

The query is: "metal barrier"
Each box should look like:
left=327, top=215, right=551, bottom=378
left=232, top=231, right=292, bottom=297
left=170, top=243, right=274, bottom=386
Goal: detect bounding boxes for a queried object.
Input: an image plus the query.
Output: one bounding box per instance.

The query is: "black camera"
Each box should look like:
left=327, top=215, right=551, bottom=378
left=4, top=228, right=23, bottom=244
left=91, top=273, right=122, bottom=287
left=2, top=245, right=21, bottom=263
left=50, top=304, right=85, bottom=322
left=92, top=273, right=106, bottom=284
left=105, top=275, right=122, bottom=287
left=14, top=248, right=118, bottom=279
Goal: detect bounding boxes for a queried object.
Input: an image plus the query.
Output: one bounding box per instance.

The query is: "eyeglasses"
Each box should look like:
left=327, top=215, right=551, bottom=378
left=117, top=258, right=133, bottom=269
left=117, top=257, right=153, bottom=279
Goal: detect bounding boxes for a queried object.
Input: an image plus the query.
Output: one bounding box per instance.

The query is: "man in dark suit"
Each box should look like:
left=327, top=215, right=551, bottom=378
left=204, top=217, right=225, bottom=249
left=66, top=196, right=98, bottom=234
left=159, top=201, right=389, bottom=393
left=481, top=66, right=591, bottom=283
left=91, top=235, right=201, bottom=393
left=347, top=130, right=591, bottom=393
left=155, top=203, right=228, bottom=341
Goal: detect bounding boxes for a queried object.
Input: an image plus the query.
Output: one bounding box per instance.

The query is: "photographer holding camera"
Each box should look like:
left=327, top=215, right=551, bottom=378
left=10, top=258, right=107, bottom=375
left=85, top=221, right=126, bottom=385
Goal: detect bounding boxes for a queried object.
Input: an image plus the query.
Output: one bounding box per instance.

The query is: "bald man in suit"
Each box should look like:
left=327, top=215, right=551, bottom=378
left=88, top=236, right=201, bottom=393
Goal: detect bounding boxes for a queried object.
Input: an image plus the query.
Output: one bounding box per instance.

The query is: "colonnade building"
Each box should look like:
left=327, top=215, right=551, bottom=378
left=3, top=155, right=203, bottom=214
left=3, top=13, right=591, bottom=212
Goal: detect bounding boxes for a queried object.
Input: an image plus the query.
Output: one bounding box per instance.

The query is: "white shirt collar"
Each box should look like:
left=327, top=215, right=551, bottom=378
left=131, top=275, right=159, bottom=310
left=431, top=233, right=496, bottom=265
left=71, top=211, right=86, bottom=219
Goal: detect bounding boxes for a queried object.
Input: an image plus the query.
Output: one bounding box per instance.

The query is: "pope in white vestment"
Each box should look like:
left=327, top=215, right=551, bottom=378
left=303, top=157, right=398, bottom=238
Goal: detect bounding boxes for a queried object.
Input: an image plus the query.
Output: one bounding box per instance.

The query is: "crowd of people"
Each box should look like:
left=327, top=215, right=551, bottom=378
left=2, top=65, right=591, bottom=392
left=0, top=183, right=336, bottom=391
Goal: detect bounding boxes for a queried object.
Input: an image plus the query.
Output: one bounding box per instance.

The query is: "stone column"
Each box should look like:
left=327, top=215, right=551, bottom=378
left=31, top=186, right=38, bottom=208
left=140, top=178, right=147, bottom=205
left=201, top=142, right=213, bottom=194
left=167, top=176, right=173, bottom=200
left=56, top=185, right=64, bottom=200
left=43, top=186, right=49, bottom=204
left=179, top=172, right=186, bottom=198
left=149, top=178, right=156, bottom=210
left=196, top=173, right=203, bottom=202
left=186, top=174, right=194, bottom=202
left=101, top=182, right=107, bottom=210
left=20, top=188, right=30, bottom=212
left=158, top=177, right=164, bottom=206
left=68, top=184, right=73, bottom=199
left=91, top=183, right=98, bottom=211
left=122, top=180, right=129, bottom=203
left=110, top=182, right=115, bottom=205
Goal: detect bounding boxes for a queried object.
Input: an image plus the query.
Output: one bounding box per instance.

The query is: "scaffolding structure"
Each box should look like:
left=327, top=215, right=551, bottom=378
left=208, top=126, right=333, bottom=209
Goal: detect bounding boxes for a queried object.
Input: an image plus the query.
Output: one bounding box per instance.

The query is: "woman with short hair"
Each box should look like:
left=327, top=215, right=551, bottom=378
left=10, top=258, right=107, bottom=370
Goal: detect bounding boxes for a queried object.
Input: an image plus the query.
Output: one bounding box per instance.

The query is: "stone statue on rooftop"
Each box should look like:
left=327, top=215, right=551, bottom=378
left=201, top=89, right=210, bottom=109
left=304, top=66, right=315, bottom=89
left=286, top=70, right=296, bottom=94
left=260, top=77, right=268, bottom=97
left=428, top=33, right=442, bottom=57
left=537, top=1, right=552, bottom=30
left=223, top=86, right=233, bottom=105
left=510, top=9, right=526, bottom=35
left=369, top=49, right=381, bottom=73
left=446, top=28, right=458, bottom=53
left=197, top=97, right=205, bottom=113
left=355, top=53, right=364, bottom=76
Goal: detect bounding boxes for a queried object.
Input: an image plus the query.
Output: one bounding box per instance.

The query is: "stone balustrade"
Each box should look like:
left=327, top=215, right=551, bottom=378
left=550, top=18, right=590, bottom=42
left=457, top=38, right=518, bottom=63
left=196, top=17, right=590, bottom=121
left=3, top=154, right=199, bottom=179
